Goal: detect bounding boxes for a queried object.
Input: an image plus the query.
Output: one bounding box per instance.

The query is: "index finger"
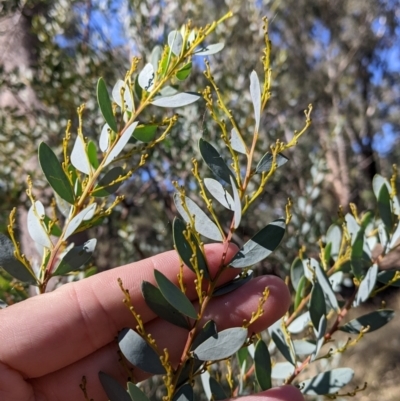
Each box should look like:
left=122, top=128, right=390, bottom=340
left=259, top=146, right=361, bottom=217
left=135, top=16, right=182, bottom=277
left=0, top=243, right=239, bottom=377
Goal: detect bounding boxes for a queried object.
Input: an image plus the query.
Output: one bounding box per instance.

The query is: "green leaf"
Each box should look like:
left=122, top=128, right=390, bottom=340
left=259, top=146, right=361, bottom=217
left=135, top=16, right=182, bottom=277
left=309, top=282, right=326, bottom=330
left=174, top=194, right=223, bottom=241
left=270, top=320, right=296, bottom=365
left=377, top=270, right=400, bottom=287
left=173, top=383, right=193, bottom=401
left=151, top=92, right=200, bottom=108
left=98, top=372, right=130, bottom=401
left=314, top=263, right=339, bottom=311
left=87, top=140, right=99, bottom=168
left=299, top=368, right=354, bottom=395
left=104, top=121, right=139, bottom=166
left=213, top=271, right=253, bottom=296
left=193, top=327, right=247, bottom=361
left=194, top=43, right=225, bottom=55
left=199, top=138, right=236, bottom=185
left=230, top=219, right=286, bottom=268
left=138, top=63, right=155, bottom=91
left=92, top=167, right=124, bottom=197
left=38, top=143, right=75, bottom=204
left=378, top=184, right=394, bottom=232
left=339, top=309, right=394, bottom=334
left=99, top=123, right=111, bottom=152
left=294, top=275, right=307, bottom=310
left=154, top=269, right=197, bottom=319
left=118, top=328, right=165, bottom=374
left=271, top=362, right=295, bottom=380
left=353, top=264, right=378, bottom=307
left=141, top=281, right=190, bottom=330
left=254, top=339, right=272, bottom=391
left=132, top=124, right=158, bottom=142
left=351, top=230, right=364, bottom=279
left=209, top=377, right=227, bottom=400
left=256, top=152, right=288, bottom=174
left=53, top=239, right=97, bottom=276
left=97, top=77, right=118, bottom=132
left=176, top=62, right=192, bottom=80
left=173, top=217, right=209, bottom=279
left=204, top=178, right=234, bottom=210
left=43, top=216, right=62, bottom=237
left=112, top=79, right=133, bottom=111
left=0, top=234, right=36, bottom=283
left=64, top=203, right=96, bottom=239
left=290, top=257, right=304, bottom=291
left=250, top=70, right=261, bottom=132
left=127, top=382, right=150, bottom=401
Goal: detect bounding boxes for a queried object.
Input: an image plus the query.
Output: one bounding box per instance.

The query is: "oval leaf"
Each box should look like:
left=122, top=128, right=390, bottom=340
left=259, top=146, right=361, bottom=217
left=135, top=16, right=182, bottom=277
left=209, top=377, right=226, bottom=400
left=64, top=203, right=97, bottom=240
left=127, top=382, right=150, bottom=401
left=192, top=320, right=218, bottom=350
left=27, top=201, right=52, bottom=248
left=287, top=311, right=311, bottom=334
left=199, top=138, right=236, bottom=185
left=377, top=270, right=400, bottom=287
left=326, top=224, right=342, bottom=261
left=141, top=281, right=190, bottom=330
left=98, top=371, right=130, bottom=401
left=99, top=123, right=111, bottom=152
left=154, top=269, right=197, bottom=319
left=290, top=257, right=304, bottom=291
left=194, top=43, right=225, bottom=56
left=173, top=217, right=209, bottom=279
left=71, top=136, right=92, bottom=175
left=174, top=194, right=223, bottom=241
left=112, top=79, right=133, bottom=111
left=230, top=128, right=246, bottom=154
left=378, top=184, right=394, bottom=232
left=230, top=176, right=242, bottom=229
left=97, top=77, right=118, bottom=132
left=151, top=92, right=200, bottom=108
left=173, top=383, right=194, bottom=401
left=250, top=70, right=261, bottom=132
left=353, top=263, right=378, bottom=307
left=314, top=263, right=339, bottom=311
left=310, top=282, right=326, bottom=330
left=168, top=30, right=184, bottom=55
left=204, top=178, right=234, bottom=210
left=271, top=362, right=295, bottom=380
left=213, top=271, right=253, bottom=297
left=193, top=327, right=247, bottom=361
left=339, top=309, right=394, bottom=334
left=138, top=63, right=155, bottom=91
left=254, top=339, right=272, bottom=391
left=38, top=143, right=75, bottom=204
left=311, top=315, right=327, bottom=362
left=230, top=219, right=286, bottom=268
left=176, top=62, right=192, bottom=81
left=299, top=368, right=354, bottom=395
left=256, top=152, right=289, bottom=174
left=132, top=124, right=157, bottom=142
left=104, top=121, right=139, bottom=166
left=0, top=234, right=36, bottom=283
left=92, top=167, right=124, bottom=197
left=293, top=340, right=316, bottom=356
left=118, top=328, right=165, bottom=374
left=53, top=239, right=96, bottom=276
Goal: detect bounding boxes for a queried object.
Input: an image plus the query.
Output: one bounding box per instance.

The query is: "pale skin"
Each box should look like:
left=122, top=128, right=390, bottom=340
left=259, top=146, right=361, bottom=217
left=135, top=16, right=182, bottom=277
left=0, top=244, right=304, bottom=401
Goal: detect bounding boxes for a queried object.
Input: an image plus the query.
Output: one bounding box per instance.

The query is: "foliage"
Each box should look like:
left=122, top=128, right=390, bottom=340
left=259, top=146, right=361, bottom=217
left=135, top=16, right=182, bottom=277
left=0, top=10, right=399, bottom=401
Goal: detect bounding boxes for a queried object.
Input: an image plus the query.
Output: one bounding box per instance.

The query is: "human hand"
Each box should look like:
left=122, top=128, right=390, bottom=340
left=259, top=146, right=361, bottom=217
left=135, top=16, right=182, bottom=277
left=0, top=244, right=304, bottom=401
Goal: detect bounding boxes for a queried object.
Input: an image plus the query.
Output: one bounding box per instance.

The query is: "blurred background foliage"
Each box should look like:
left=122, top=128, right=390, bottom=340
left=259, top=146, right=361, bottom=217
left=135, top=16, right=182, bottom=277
left=0, top=0, right=399, bottom=279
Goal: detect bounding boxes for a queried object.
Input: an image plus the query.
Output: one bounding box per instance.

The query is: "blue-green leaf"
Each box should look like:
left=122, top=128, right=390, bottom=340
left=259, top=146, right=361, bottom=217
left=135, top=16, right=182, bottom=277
left=112, top=79, right=133, bottom=111
left=174, top=194, right=223, bottom=241
left=27, top=201, right=52, bottom=248
left=71, top=135, right=92, bottom=175
left=98, top=372, right=130, bottom=401
left=168, top=30, right=184, bottom=55
left=287, top=311, right=310, bottom=334
left=97, top=77, right=118, bottom=132
left=378, top=184, right=394, bottom=232
left=230, top=176, right=241, bottom=228
left=118, top=328, right=165, bottom=374
left=270, top=320, right=296, bottom=365
left=204, top=178, right=234, bottom=210
left=230, top=219, right=286, bottom=268
left=38, top=143, right=75, bottom=204
left=173, top=383, right=193, bottom=401
left=53, top=239, right=96, bottom=276
left=309, top=282, right=326, bottom=330
left=132, top=124, right=157, bottom=142
left=193, top=327, right=247, bottom=361
left=326, top=224, right=342, bottom=261
left=256, top=152, right=288, bottom=174
left=0, top=234, right=36, bottom=283
left=154, top=269, right=197, bottom=319
left=339, top=309, right=394, bottom=334
left=127, top=382, right=150, bottom=401
left=230, top=128, right=247, bottom=154
left=209, top=377, right=227, bottom=400
left=299, top=368, right=354, bottom=395
left=213, top=271, right=253, bottom=296
left=353, top=264, right=378, bottom=307
left=138, top=63, right=155, bottom=92
left=377, top=270, right=400, bottom=287
left=199, top=138, right=236, bottom=185
left=290, top=257, right=304, bottom=291
left=271, top=362, right=295, bottom=380
left=250, top=70, right=261, bottom=132
left=194, top=43, right=225, bottom=55
left=92, top=167, right=124, bottom=197
left=151, top=92, right=200, bottom=108
left=311, top=315, right=327, bottom=362
left=141, top=281, right=190, bottom=330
